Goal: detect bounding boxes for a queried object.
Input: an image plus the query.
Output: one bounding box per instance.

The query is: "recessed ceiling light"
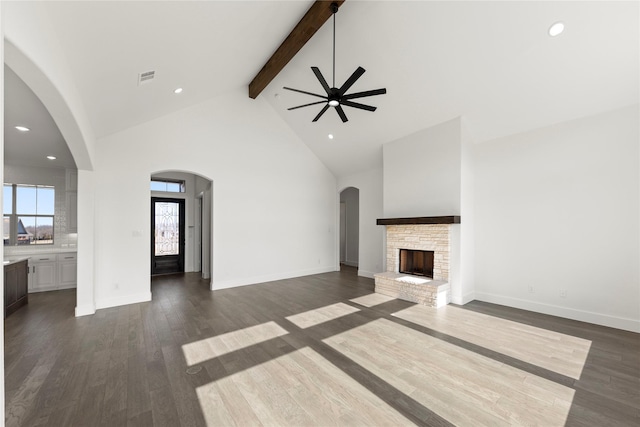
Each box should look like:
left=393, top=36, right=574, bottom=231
left=46, top=155, right=57, bottom=160
left=15, top=126, right=30, bottom=132
left=174, top=88, right=183, bottom=94
left=549, top=22, right=565, bottom=37
left=328, top=134, right=334, bottom=140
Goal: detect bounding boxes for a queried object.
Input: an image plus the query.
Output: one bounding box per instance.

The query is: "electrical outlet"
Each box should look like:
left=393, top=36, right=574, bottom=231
left=528, top=285, right=535, bottom=293
left=559, top=289, right=567, bottom=298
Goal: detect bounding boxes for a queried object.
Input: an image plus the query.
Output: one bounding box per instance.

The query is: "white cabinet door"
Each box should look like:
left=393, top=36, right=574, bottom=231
left=31, top=258, right=57, bottom=292
left=67, top=192, right=78, bottom=233
left=58, top=253, right=77, bottom=289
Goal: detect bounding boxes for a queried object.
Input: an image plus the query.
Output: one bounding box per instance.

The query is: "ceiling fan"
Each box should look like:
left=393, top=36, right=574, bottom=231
left=284, top=2, right=386, bottom=123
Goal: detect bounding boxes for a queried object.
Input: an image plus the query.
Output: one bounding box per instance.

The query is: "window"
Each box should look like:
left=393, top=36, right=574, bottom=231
left=4, top=184, right=55, bottom=245
left=150, top=179, right=185, bottom=193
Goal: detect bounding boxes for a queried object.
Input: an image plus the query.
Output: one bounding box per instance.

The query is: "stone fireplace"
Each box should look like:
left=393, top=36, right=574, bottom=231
left=374, top=216, right=460, bottom=308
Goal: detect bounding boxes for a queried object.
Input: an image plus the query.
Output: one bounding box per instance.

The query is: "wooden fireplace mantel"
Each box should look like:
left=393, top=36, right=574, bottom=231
left=376, top=216, right=461, bottom=225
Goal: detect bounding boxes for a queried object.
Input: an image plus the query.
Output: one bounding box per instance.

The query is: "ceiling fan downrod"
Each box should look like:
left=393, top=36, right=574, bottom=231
left=283, top=1, right=387, bottom=123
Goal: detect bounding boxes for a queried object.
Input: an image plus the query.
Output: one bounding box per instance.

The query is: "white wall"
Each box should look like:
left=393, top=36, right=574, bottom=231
left=338, top=168, right=384, bottom=278
left=474, top=105, right=640, bottom=332
left=383, top=117, right=462, bottom=217
left=382, top=118, right=468, bottom=301
left=339, top=187, right=359, bottom=267
left=92, top=88, right=336, bottom=308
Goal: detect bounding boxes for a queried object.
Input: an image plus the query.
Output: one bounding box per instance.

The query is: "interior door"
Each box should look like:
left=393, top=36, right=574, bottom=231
left=151, top=197, right=185, bottom=275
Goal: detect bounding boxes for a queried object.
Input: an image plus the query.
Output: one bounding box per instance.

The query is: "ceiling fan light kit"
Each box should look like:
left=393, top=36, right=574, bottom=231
left=284, top=2, right=386, bottom=123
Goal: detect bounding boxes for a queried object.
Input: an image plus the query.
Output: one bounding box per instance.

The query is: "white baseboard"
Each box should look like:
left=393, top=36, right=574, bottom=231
left=212, top=266, right=335, bottom=291
left=95, top=291, right=152, bottom=310
left=451, top=291, right=475, bottom=306
left=75, top=303, right=96, bottom=317
left=358, top=270, right=376, bottom=279
left=475, top=292, right=640, bottom=333
left=342, top=260, right=358, bottom=268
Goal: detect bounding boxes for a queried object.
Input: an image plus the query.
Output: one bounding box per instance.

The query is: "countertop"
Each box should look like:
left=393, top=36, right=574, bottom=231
left=3, top=256, right=31, bottom=267
left=4, top=247, right=77, bottom=255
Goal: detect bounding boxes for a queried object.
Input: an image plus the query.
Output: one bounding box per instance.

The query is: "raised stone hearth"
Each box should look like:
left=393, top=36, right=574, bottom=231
left=374, top=216, right=459, bottom=308
left=375, top=272, right=450, bottom=308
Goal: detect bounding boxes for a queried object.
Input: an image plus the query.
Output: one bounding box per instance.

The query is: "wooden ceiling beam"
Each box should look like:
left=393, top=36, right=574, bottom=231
left=248, top=0, right=345, bottom=99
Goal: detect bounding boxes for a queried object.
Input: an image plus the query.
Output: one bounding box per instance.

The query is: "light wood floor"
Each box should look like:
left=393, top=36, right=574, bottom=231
left=4, top=268, right=640, bottom=426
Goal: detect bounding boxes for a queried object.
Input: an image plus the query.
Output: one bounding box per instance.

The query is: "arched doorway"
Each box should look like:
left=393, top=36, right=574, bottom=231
left=339, top=187, right=359, bottom=271
left=150, top=171, right=213, bottom=280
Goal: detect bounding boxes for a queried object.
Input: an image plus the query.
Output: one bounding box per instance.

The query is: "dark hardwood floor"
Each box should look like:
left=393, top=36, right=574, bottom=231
left=4, top=268, right=639, bottom=426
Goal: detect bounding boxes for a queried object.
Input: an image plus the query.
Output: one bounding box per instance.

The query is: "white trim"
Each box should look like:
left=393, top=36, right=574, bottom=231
left=95, top=291, right=152, bottom=310
left=75, top=303, right=95, bottom=317
left=342, top=260, right=358, bottom=268
left=212, top=267, right=335, bottom=291
left=358, top=270, right=376, bottom=279
left=451, top=291, right=475, bottom=306
left=475, top=292, right=640, bottom=333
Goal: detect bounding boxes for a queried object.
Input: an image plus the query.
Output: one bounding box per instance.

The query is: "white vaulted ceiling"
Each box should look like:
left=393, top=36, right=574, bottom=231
left=4, top=1, right=638, bottom=177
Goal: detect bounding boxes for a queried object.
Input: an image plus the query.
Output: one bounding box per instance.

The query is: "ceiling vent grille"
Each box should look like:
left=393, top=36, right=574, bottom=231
left=138, top=70, right=155, bottom=85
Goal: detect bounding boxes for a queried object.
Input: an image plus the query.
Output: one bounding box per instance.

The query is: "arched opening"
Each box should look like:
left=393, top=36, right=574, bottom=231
left=150, top=171, right=213, bottom=281
left=339, top=187, right=359, bottom=272
left=4, top=39, right=96, bottom=317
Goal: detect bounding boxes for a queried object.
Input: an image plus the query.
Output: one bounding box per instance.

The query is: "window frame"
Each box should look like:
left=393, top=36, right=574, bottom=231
left=4, top=183, right=56, bottom=246
left=150, top=178, right=186, bottom=193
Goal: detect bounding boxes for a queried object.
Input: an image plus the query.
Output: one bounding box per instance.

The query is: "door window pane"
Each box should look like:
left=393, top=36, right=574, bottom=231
left=150, top=181, right=166, bottom=192
left=4, top=184, right=13, bottom=215
left=154, top=201, right=180, bottom=256
left=165, top=182, right=182, bottom=193
left=150, top=179, right=185, bottom=193
left=16, top=185, right=37, bottom=214
left=17, top=216, right=54, bottom=245
left=37, top=186, right=55, bottom=215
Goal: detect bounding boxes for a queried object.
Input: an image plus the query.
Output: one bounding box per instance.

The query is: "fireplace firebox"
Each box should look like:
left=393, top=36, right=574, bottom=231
left=399, top=249, right=434, bottom=278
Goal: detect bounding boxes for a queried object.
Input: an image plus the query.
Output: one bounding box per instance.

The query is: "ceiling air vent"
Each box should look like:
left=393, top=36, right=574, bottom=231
left=138, top=70, right=155, bottom=85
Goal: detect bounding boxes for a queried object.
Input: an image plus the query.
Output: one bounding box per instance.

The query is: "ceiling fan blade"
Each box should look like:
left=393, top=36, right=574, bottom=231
left=311, top=67, right=331, bottom=95
left=341, top=100, right=377, bottom=112
left=312, top=104, right=331, bottom=122
left=342, top=88, right=387, bottom=100
left=335, top=105, right=349, bottom=123
left=338, top=67, right=366, bottom=96
left=283, top=87, right=327, bottom=100
left=287, top=100, right=327, bottom=111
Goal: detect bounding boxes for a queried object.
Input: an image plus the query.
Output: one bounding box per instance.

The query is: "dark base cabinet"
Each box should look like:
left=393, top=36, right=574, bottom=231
left=5, top=260, right=28, bottom=317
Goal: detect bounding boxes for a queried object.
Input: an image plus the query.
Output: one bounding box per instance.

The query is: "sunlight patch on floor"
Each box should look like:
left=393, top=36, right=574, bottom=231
left=196, top=346, right=412, bottom=426
left=323, top=318, right=576, bottom=427
left=285, top=302, right=360, bottom=329
left=181, top=321, right=288, bottom=366
left=349, top=292, right=396, bottom=307
left=392, top=304, right=592, bottom=380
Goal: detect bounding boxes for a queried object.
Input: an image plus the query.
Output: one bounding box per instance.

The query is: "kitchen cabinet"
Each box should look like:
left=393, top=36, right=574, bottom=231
left=66, top=169, right=78, bottom=233
left=5, top=259, right=28, bottom=317
left=10, top=251, right=77, bottom=293
left=30, top=255, right=57, bottom=292
left=67, top=192, right=78, bottom=233
left=57, top=253, right=77, bottom=289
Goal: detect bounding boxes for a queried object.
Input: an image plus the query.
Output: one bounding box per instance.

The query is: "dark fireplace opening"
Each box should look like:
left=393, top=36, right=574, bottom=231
left=399, top=249, right=434, bottom=278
